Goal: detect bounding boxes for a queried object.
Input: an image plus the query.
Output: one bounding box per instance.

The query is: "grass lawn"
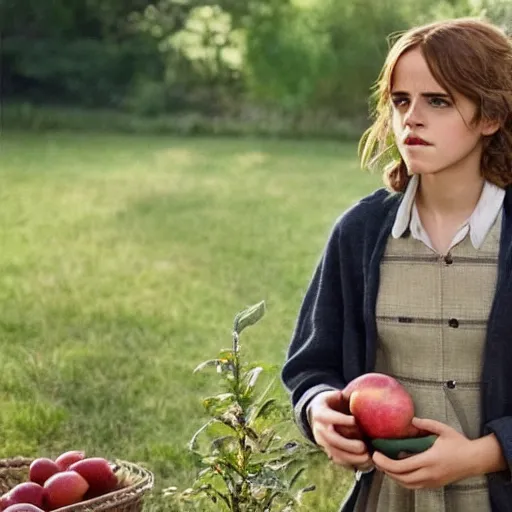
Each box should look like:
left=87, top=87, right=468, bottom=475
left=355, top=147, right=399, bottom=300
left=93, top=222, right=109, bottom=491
left=0, top=131, right=380, bottom=511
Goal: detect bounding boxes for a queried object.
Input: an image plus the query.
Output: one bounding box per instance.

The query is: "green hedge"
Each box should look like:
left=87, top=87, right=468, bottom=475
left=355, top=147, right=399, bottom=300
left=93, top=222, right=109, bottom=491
left=2, top=103, right=367, bottom=140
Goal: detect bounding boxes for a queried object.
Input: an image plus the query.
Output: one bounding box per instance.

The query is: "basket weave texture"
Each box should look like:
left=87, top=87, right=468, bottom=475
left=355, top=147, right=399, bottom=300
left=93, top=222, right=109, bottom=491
left=0, top=457, right=154, bottom=512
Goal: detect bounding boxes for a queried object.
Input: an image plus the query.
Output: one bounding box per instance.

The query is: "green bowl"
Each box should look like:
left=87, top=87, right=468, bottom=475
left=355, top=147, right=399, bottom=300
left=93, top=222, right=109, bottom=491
left=371, top=435, right=438, bottom=460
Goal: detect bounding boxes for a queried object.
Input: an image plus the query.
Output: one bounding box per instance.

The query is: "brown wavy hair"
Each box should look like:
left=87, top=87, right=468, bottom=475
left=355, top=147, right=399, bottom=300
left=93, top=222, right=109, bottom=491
left=359, top=18, right=512, bottom=192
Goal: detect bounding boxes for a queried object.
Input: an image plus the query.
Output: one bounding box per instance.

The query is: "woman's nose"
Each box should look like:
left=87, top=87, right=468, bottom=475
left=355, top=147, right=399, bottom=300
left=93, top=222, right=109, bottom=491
left=404, top=102, right=424, bottom=127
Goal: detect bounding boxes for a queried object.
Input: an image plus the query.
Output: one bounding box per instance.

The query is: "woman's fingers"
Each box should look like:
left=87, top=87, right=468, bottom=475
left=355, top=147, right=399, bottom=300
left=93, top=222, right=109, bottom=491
left=309, top=390, right=373, bottom=469
left=334, top=423, right=364, bottom=440
left=324, top=444, right=373, bottom=467
left=324, top=390, right=351, bottom=414
left=313, top=407, right=357, bottom=427
left=322, top=425, right=367, bottom=454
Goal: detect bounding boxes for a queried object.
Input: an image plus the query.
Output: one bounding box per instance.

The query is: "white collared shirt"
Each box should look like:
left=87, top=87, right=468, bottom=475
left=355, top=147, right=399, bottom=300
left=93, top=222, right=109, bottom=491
left=391, top=174, right=505, bottom=254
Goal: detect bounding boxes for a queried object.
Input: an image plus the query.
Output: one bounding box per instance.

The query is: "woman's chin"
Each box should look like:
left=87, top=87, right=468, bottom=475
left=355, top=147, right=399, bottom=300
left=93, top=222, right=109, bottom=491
left=406, top=166, right=439, bottom=176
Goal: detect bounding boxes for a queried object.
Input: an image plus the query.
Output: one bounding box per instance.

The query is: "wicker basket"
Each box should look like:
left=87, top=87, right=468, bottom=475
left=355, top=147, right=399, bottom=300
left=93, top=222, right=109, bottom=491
left=0, top=457, right=154, bottom=512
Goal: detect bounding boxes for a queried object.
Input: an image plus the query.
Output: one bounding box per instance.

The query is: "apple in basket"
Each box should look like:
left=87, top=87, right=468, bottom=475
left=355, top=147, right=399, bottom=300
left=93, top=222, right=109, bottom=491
left=0, top=452, right=122, bottom=512
left=68, top=458, right=118, bottom=497
left=44, top=471, right=89, bottom=509
left=54, top=451, right=85, bottom=472
left=28, top=459, right=60, bottom=487
left=3, top=505, right=45, bottom=512
left=28, top=452, right=118, bottom=498
left=0, top=483, right=45, bottom=510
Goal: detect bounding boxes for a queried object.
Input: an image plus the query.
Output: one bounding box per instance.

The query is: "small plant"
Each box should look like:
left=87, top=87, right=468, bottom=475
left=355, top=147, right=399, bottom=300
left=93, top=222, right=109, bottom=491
left=165, top=301, right=316, bottom=511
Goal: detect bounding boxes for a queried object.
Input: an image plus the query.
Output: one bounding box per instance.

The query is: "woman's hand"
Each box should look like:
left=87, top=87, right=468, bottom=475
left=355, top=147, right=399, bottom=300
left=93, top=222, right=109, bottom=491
left=309, top=389, right=374, bottom=471
left=372, top=417, right=477, bottom=489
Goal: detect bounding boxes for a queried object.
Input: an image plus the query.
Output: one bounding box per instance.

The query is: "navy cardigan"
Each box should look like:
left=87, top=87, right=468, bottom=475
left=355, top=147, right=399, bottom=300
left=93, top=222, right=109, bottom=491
left=282, top=187, right=512, bottom=511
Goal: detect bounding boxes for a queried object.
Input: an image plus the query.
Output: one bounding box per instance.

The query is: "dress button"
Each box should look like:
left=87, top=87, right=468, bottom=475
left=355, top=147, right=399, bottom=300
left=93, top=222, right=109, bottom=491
left=448, top=318, right=459, bottom=328
left=446, top=380, right=457, bottom=389
left=444, top=254, right=453, bottom=265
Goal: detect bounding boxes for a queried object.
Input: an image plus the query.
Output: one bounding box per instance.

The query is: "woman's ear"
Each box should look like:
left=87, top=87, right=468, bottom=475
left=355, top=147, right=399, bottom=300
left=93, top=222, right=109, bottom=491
left=481, top=118, right=501, bottom=136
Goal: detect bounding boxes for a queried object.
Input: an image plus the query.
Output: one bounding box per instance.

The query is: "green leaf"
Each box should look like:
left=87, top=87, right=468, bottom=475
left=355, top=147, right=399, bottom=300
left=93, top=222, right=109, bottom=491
left=201, top=456, right=219, bottom=466
left=244, top=366, right=263, bottom=393
left=248, top=398, right=277, bottom=424
left=189, top=419, right=218, bottom=452
left=263, top=489, right=288, bottom=510
left=266, top=459, right=294, bottom=472
left=257, top=428, right=277, bottom=451
left=188, top=418, right=239, bottom=454
left=219, top=407, right=244, bottom=430
left=249, top=483, right=271, bottom=501
left=205, top=392, right=235, bottom=403
left=202, top=456, right=245, bottom=480
left=198, top=467, right=214, bottom=478
left=202, top=393, right=237, bottom=417
left=247, top=426, right=260, bottom=440
left=243, top=361, right=278, bottom=373
left=254, top=375, right=277, bottom=405
left=233, top=300, right=265, bottom=335
left=193, top=359, right=224, bottom=373
left=288, top=467, right=305, bottom=490
left=248, top=468, right=287, bottom=491
left=210, top=434, right=238, bottom=453
left=249, top=449, right=294, bottom=466
left=200, top=484, right=231, bottom=509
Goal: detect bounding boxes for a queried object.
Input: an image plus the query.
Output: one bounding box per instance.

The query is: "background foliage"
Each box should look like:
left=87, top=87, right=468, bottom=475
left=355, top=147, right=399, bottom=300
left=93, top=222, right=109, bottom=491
left=4, top=0, right=512, bottom=136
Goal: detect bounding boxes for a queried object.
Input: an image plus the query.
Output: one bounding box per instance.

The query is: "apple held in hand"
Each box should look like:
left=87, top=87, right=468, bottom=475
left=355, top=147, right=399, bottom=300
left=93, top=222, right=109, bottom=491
left=341, top=373, right=422, bottom=439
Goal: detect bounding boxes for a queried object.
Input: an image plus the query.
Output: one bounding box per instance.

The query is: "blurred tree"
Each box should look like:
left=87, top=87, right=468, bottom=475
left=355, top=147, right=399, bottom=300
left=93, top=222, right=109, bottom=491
left=244, top=0, right=410, bottom=117
left=2, top=0, right=163, bottom=107
left=2, top=0, right=500, bottom=129
left=478, top=0, right=512, bottom=33
left=129, top=0, right=292, bottom=113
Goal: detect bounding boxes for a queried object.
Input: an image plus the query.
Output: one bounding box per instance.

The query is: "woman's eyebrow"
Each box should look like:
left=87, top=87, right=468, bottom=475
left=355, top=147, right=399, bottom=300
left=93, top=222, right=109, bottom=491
left=390, top=91, right=451, bottom=98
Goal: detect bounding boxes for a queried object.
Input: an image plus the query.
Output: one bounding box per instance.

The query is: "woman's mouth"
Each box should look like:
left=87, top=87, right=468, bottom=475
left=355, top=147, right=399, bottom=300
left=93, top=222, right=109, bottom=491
left=404, top=136, right=431, bottom=146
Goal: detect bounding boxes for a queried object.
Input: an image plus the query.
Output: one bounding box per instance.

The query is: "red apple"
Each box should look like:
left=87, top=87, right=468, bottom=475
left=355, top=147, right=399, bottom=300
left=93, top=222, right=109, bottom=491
left=44, top=471, right=89, bottom=509
left=68, top=458, right=118, bottom=496
left=3, top=505, right=45, bottom=512
left=5, top=484, right=45, bottom=510
left=0, top=494, right=16, bottom=511
left=341, top=373, right=420, bottom=439
left=29, top=458, right=60, bottom=486
left=54, top=451, right=85, bottom=471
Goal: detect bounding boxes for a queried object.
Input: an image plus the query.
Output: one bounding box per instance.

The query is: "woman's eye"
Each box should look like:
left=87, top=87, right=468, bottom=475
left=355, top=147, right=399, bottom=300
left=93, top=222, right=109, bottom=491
left=429, top=97, right=450, bottom=107
left=391, top=98, right=409, bottom=108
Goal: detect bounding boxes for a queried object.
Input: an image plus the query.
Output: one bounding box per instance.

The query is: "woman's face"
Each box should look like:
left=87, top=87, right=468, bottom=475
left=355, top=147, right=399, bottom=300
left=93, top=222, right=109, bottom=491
left=390, top=47, right=497, bottom=178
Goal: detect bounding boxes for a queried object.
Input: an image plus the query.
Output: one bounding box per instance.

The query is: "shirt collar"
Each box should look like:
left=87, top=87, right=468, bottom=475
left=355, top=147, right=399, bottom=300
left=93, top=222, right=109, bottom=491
left=391, top=174, right=420, bottom=240
left=391, top=174, right=505, bottom=249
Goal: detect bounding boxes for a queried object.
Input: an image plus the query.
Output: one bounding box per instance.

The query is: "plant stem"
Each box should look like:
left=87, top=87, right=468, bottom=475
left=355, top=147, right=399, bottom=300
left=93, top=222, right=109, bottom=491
left=232, top=331, right=240, bottom=397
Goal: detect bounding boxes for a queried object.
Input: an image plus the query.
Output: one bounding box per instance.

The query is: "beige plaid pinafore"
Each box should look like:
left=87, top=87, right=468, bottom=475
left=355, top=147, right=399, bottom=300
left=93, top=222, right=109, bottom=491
left=354, top=211, right=501, bottom=512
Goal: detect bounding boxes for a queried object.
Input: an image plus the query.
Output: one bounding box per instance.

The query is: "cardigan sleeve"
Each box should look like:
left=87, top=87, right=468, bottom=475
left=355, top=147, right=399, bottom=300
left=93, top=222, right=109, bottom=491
left=483, top=417, right=512, bottom=483
left=281, top=217, right=359, bottom=444
left=281, top=189, right=390, bottom=444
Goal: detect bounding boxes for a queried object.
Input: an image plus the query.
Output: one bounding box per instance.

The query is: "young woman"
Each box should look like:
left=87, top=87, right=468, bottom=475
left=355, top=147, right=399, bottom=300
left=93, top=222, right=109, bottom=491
left=281, top=18, right=512, bottom=512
